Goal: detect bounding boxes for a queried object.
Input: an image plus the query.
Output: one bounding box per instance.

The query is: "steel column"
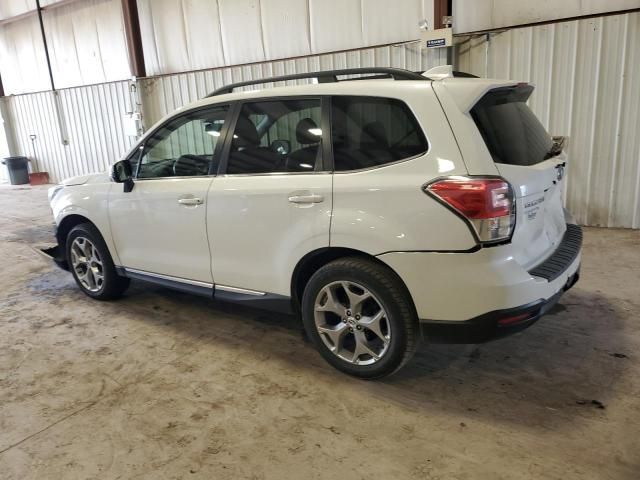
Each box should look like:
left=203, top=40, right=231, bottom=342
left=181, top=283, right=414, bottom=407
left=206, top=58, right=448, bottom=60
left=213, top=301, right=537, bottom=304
left=35, top=0, right=56, bottom=91
left=434, top=0, right=451, bottom=29
left=121, top=0, right=146, bottom=78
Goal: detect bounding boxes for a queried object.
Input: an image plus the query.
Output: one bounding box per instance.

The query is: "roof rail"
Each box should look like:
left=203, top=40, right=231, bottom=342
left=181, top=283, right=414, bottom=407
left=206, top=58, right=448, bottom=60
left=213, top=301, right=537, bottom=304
left=205, top=67, right=427, bottom=97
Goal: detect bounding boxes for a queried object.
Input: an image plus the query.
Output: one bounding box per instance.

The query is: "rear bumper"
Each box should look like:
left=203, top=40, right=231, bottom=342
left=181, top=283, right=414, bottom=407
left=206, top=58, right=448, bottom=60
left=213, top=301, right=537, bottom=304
left=377, top=223, right=582, bottom=342
left=420, top=265, right=579, bottom=343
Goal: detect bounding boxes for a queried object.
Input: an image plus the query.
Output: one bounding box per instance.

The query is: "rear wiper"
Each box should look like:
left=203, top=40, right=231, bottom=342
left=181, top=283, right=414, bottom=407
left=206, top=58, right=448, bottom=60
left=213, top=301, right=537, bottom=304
left=544, top=136, right=568, bottom=160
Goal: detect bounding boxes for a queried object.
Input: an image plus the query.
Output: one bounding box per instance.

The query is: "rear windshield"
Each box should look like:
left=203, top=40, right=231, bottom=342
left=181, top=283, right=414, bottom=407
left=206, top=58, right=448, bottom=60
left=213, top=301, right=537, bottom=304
left=470, top=85, right=553, bottom=166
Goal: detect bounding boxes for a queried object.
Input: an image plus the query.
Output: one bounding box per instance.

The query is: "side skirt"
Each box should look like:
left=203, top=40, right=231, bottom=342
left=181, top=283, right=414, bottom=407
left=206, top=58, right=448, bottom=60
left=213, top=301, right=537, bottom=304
left=214, top=288, right=293, bottom=314
left=117, top=267, right=213, bottom=297
left=116, top=267, right=293, bottom=313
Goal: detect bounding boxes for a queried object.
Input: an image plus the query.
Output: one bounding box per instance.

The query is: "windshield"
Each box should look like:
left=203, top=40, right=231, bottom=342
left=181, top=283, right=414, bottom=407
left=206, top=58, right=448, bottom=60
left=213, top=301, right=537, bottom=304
left=470, top=85, right=554, bottom=166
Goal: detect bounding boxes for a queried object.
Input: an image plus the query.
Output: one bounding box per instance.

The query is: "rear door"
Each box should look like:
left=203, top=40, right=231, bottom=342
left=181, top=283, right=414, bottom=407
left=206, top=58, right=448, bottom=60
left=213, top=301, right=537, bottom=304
left=206, top=97, right=332, bottom=296
left=470, top=85, right=567, bottom=267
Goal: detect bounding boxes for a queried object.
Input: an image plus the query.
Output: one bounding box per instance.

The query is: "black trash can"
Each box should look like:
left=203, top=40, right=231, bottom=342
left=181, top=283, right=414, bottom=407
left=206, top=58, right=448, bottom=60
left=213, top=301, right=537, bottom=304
left=2, top=156, right=30, bottom=185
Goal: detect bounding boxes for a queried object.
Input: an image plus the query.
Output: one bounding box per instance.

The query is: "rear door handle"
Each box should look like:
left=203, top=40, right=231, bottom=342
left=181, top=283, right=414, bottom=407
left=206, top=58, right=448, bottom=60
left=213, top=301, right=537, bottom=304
left=288, top=192, right=324, bottom=204
left=178, top=197, right=203, bottom=206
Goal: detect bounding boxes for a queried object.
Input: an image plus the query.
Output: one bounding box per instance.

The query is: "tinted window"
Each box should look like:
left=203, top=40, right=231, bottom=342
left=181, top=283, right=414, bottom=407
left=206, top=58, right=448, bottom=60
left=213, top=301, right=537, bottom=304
left=331, top=96, right=427, bottom=171
left=136, top=106, right=229, bottom=178
left=470, top=85, right=553, bottom=166
left=226, top=99, right=322, bottom=174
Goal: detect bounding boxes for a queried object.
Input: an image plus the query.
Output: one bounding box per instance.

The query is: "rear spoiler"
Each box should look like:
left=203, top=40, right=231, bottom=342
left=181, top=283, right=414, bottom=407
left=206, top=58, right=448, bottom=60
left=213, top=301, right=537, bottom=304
left=434, top=78, right=524, bottom=113
left=420, top=65, right=480, bottom=80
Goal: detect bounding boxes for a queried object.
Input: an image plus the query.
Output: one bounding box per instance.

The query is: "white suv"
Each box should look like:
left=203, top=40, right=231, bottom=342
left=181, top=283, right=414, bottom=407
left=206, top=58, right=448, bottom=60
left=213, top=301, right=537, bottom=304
left=46, top=67, right=582, bottom=378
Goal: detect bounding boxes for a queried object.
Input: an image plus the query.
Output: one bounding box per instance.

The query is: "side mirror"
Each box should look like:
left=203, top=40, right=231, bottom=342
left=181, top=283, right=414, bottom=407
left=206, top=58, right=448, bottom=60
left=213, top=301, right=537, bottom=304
left=271, top=139, right=291, bottom=156
left=111, top=159, right=135, bottom=192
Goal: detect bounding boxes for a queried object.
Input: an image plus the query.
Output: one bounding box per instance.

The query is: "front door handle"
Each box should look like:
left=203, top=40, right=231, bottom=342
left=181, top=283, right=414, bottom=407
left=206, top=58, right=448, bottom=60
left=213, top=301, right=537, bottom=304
left=288, top=192, right=324, bottom=204
left=178, top=197, right=203, bottom=206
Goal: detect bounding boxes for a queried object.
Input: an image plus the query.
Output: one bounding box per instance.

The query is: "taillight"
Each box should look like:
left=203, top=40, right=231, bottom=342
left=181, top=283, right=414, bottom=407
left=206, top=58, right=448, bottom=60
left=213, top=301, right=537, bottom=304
left=425, top=177, right=515, bottom=244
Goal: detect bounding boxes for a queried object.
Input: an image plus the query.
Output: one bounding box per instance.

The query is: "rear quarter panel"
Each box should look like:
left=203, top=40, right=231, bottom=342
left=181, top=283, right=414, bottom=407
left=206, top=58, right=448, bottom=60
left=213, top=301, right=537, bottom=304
left=330, top=83, right=477, bottom=253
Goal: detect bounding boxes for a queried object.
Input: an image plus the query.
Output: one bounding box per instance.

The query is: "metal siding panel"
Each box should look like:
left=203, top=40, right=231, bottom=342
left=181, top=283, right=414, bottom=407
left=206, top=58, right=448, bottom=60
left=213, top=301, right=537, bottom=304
left=361, top=0, right=422, bottom=45
left=588, top=15, right=628, bottom=226
left=309, top=0, right=363, bottom=53
left=260, top=0, right=311, bottom=59
left=529, top=25, right=554, bottom=127
left=218, top=0, right=266, bottom=66
left=606, top=13, right=640, bottom=228
left=2, top=80, right=134, bottom=183
left=0, top=1, right=33, bottom=21
left=510, top=27, right=533, bottom=81
left=487, top=29, right=512, bottom=79
left=453, top=0, right=640, bottom=33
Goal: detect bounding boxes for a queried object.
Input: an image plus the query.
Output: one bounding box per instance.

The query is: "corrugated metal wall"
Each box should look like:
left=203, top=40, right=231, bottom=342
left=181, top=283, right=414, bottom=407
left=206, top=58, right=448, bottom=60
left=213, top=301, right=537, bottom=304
left=2, top=10, right=639, bottom=230
left=136, top=0, right=434, bottom=76
left=457, top=11, right=640, bottom=229
left=140, top=44, right=447, bottom=125
left=0, top=0, right=130, bottom=95
left=1, top=43, right=445, bottom=185
left=2, top=81, right=137, bottom=182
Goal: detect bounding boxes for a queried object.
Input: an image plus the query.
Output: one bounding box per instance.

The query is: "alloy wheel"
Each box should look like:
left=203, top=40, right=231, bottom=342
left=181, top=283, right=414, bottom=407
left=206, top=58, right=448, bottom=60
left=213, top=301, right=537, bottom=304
left=314, top=281, right=391, bottom=365
left=70, top=237, right=104, bottom=293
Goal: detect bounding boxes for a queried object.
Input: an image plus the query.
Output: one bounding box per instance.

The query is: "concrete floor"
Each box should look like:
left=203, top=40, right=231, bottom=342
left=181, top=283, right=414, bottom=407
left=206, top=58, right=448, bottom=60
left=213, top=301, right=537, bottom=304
left=0, top=184, right=638, bottom=480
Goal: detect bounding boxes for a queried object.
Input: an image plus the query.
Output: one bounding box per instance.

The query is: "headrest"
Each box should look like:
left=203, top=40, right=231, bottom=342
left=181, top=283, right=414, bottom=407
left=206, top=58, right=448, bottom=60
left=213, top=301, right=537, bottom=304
left=360, top=121, right=389, bottom=149
left=296, top=118, right=321, bottom=145
left=233, top=115, right=260, bottom=148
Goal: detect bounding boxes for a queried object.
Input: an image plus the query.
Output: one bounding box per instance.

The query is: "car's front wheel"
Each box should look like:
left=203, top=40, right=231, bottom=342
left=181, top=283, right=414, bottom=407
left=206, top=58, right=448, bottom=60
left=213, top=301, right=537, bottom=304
left=301, top=257, right=418, bottom=379
left=66, top=223, right=130, bottom=300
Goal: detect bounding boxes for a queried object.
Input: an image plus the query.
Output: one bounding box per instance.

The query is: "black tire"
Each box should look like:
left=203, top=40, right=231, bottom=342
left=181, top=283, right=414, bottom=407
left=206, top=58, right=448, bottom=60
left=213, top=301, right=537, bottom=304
left=301, top=257, right=418, bottom=379
left=66, top=223, right=130, bottom=300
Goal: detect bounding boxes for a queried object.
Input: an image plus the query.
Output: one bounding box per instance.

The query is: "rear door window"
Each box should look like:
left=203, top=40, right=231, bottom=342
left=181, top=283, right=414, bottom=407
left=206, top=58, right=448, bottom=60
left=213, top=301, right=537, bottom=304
left=225, top=99, right=322, bottom=174
left=470, top=85, right=553, bottom=166
left=331, top=96, right=428, bottom=171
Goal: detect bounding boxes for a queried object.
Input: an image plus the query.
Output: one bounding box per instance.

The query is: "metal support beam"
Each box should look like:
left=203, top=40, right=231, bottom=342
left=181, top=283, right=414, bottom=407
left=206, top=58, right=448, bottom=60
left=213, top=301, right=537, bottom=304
left=434, top=0, right=451, bottom=29
left=121, top=0, right=146, bottom=78
left=35, top=0, right=56, bottom=91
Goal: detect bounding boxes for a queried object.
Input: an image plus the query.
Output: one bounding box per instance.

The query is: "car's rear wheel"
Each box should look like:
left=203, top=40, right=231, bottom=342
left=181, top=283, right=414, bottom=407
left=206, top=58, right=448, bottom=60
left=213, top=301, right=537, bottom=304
left=301, top=257, right=418, bottom=379
left=66, top=223, right=129, bottom=300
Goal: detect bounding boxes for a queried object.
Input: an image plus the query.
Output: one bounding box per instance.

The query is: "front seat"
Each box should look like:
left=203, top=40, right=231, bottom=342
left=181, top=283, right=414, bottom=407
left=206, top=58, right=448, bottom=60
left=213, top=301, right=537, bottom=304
left=227, top=116, right=280, bottom=174
left=287, top=118, right=321, bottom=171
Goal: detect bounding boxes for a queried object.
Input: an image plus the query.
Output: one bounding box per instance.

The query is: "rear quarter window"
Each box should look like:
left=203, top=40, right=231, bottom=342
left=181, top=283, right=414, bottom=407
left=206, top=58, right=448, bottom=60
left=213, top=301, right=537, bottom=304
left=331, top=96, right=428, bottom=171
left=470, top=85, right=553, bottom=166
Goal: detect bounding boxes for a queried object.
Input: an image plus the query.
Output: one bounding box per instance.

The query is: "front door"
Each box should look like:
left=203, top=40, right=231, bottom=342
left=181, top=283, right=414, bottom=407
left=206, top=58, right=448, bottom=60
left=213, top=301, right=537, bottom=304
left=207, top=98, right=332, bottom=296
left=108, top=105, right=230, bottom=283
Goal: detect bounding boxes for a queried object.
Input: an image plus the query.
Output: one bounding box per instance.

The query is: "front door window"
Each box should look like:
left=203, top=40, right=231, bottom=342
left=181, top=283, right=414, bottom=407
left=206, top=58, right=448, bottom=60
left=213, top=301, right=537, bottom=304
left=135, top=106, right=229, bottom=178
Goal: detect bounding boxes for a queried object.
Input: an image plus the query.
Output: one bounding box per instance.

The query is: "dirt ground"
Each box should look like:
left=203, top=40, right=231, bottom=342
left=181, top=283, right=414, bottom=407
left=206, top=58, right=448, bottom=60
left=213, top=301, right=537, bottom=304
left=0, top=184, right=638, bottom=480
